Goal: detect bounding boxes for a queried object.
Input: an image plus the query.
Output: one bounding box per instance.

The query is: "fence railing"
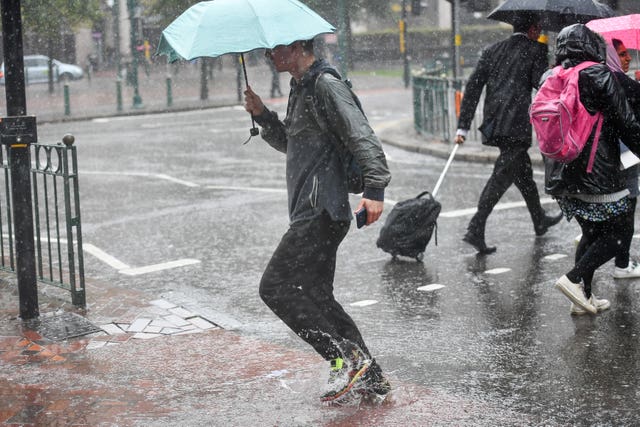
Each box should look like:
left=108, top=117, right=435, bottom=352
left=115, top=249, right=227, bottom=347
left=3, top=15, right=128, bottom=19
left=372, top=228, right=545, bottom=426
left=412, top=74, right=485, bottom=144
left=0, top=135, right=85, bottom=307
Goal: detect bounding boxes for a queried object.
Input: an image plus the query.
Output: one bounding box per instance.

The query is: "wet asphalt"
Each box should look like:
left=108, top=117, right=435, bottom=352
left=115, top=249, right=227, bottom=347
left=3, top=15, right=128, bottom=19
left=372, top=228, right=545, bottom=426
left=1, top=62, right=640, bottom=426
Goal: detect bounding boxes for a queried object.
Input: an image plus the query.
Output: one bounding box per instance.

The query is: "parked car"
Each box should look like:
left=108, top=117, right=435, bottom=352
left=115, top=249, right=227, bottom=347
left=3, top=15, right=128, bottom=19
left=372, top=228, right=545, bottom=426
left=0, top=55, right=84, bottom=85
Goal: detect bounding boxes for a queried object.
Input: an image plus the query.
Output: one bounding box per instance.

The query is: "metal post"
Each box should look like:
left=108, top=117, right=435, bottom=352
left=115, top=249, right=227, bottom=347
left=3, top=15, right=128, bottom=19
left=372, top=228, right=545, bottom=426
left=337, top=0, right=347, bottom=77
left=166, top=76, right=173, bottom=107
left=114, top=0, right=121, bottom=79
left=127, top=0, right=143, bottom=108
left=63, top=84, right=71, bottom=116
left=200, top=59, right=208, bottom=101
left=400, top=0, right=409, bottom=88
left=116, top=78, right=123, bottom=112
left=453, top=0, right=462, bottom=79
left=0, top=0, right=39, bottom=319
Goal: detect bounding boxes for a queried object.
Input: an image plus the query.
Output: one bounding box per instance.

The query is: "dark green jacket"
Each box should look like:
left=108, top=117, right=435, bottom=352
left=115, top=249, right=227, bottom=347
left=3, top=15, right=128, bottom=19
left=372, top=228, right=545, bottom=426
left=255, top=59, right=391, bottom=223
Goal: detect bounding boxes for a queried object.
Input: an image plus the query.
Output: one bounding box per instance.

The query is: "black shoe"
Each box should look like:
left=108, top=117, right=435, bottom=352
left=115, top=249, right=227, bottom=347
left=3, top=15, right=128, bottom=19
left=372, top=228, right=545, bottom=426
left=535, top=212, right=563, bottom=236
left=463, top=232, right=496, bottom=254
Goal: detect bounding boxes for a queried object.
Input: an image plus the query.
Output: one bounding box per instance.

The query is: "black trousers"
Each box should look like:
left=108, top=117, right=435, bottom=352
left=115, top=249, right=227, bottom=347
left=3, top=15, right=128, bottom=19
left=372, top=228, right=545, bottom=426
left=615, top=197, right=637, bottom=268
left=570, top=206, right=635, bottom=297
left=467, top=141, right=545, bottom=237
left=259, top=211, right=370, bottom=361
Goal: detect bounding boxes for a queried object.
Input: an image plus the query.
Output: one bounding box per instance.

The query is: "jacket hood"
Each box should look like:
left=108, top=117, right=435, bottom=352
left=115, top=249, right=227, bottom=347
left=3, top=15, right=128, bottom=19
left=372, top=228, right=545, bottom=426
left=554, top=23, right=606, bottom=67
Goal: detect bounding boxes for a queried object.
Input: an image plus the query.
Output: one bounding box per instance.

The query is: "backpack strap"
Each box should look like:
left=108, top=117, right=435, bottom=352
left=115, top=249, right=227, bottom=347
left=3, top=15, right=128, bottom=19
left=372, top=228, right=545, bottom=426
left=306, top=71, right=366, bottom=140
left=305, top=72, right=366, bottom=165
left=566, top=61, right=604, bottom=174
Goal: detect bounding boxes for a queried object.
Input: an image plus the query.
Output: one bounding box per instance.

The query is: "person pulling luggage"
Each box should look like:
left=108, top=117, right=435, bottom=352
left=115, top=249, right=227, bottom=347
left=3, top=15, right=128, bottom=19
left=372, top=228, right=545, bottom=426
left=454, top=13, right=562, bottom=254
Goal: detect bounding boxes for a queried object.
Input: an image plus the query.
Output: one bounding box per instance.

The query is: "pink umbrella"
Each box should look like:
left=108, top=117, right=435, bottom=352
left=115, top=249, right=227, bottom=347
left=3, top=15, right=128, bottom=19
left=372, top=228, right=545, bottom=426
left=586, top=14, right=640, bottom=50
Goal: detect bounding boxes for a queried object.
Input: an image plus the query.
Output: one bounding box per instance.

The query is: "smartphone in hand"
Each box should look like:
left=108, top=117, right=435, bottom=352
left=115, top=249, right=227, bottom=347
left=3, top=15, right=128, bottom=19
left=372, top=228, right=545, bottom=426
left=355, top=208, right=367, bottom=229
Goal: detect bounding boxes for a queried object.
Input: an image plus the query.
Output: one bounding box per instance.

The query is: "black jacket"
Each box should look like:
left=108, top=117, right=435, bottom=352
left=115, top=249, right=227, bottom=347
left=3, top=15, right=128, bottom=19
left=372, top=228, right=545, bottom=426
left=616, top=71, right=640, bottom=116
left=457, top=33, right=548, bottom=146
left=544, top=24, right=640, bottom=198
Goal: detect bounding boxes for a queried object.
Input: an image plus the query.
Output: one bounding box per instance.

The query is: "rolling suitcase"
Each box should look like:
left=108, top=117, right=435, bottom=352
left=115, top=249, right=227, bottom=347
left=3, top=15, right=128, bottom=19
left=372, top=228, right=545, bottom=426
left=376, top=145, right=458, bottom=261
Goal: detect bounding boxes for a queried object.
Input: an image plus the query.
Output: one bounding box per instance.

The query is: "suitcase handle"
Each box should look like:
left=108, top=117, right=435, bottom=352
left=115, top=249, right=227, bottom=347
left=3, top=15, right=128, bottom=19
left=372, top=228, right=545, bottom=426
left=432, top=144, right=459, bottom=198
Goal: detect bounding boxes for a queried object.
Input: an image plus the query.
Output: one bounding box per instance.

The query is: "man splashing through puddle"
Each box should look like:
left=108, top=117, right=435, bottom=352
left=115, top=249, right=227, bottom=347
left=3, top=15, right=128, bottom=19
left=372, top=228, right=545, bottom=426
left=244, top=38, right=391, bottom=405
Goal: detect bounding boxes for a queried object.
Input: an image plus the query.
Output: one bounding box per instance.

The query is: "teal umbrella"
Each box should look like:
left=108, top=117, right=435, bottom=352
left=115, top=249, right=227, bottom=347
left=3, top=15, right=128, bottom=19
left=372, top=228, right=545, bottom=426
left=156, top=0, right=335, bottom=138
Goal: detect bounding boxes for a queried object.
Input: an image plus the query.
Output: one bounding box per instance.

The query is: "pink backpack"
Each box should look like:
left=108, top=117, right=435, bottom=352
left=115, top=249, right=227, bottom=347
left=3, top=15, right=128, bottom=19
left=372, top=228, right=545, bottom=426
left=530, top=61, right=603, bottom=173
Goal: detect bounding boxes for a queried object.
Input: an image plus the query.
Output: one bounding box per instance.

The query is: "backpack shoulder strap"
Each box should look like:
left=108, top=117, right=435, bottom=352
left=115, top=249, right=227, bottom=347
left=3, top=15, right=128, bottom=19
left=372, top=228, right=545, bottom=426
left=569, top=61, right=604, bottom=173
left=306, top=71, right=366, bottom=150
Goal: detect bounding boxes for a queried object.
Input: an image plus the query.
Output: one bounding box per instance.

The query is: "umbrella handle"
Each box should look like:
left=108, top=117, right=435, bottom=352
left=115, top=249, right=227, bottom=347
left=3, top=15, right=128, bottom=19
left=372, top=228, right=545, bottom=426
left=240, top=53, right=260, bottom=142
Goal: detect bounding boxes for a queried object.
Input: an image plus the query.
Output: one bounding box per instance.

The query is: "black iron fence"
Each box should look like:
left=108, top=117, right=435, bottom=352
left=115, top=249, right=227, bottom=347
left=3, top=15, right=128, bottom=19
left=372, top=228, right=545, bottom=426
left=0, top=135, right=85, bottom=306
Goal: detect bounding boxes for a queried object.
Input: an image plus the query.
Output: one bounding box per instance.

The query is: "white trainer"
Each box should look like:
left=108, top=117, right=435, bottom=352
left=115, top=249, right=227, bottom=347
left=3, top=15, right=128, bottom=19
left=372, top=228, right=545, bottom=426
left=613, top=261, right=640, bottom=279
left=570, top=295, right=611, bottom=315
left=555, top=275, right=597, bottom=314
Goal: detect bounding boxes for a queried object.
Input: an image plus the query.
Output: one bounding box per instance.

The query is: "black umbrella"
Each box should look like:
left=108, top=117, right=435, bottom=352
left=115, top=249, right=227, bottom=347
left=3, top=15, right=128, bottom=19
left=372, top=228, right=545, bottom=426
left=487, top=0, right=614, bottom=32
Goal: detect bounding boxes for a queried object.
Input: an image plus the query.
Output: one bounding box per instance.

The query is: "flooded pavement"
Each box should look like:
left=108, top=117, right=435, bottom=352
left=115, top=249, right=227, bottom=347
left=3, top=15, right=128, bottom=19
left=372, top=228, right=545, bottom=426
left=1, top=277, right=538, bottom=426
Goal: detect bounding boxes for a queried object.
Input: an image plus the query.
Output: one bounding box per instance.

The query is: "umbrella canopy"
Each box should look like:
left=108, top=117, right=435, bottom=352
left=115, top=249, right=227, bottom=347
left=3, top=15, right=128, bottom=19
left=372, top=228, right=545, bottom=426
left=156, top=0, right=335, bottom=142
left=156, top=0, right=335, bottom=62
left=586, top=14, right=640, bottom=50
left=487, top=0, right=614, bottom=32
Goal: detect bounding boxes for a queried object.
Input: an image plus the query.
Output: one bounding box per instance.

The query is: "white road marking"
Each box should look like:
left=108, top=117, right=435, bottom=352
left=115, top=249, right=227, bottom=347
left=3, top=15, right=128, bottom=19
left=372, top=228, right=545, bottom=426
left=9, top=234, right=201, bottom=276
left=154, top=173, right=200, bottom=188
left=485, top=268, right=512, bottom=275
left=81, top=170, right=200, bottom=188
left=350, top=300, right=379, bottom=307
left=119, top=259, right=201, bottom=276
left=417, top=284, right=445, bottom=292
left=440, top=198, right=557, bottom=218
left=82, top=243, right=130, bottom=270
left=206, top=185, right=286, bottom=193
left=544, top=254, right=568, bottom=261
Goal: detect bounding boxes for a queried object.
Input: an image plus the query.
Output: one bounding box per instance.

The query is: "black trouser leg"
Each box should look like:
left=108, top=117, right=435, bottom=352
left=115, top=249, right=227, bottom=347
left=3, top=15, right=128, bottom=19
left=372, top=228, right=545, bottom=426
left=615, top=197, right=636, bottom=268
left=570, top=212, right=632, bottom=297
left=510, top=148, right=545, bottom=228
left=468, top=146, right=518, bottom=237
left=468, top=144, right=545, bottom=237
left=259, top=211, right=370, bottom=361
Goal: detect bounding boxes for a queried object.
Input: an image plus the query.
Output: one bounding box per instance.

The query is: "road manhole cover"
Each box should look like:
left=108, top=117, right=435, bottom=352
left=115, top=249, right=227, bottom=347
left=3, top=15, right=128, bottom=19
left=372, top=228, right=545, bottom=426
left=29, top=312, right=102, bottom=341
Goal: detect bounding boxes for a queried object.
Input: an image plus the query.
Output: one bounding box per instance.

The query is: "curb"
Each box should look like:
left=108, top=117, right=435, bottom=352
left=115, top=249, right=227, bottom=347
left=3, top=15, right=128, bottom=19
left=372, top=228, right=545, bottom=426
left=377, top=119, right=545, bottom=167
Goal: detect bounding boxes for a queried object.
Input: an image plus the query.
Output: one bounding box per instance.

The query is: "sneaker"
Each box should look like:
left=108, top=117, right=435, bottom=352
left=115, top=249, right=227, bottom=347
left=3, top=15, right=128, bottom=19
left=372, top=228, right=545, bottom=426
left=570, top=295, right=611, bottom=315
left=325, top=357, right=348, bottom=389
left=358, top=360, right=391, bottom=404
left=554, top=275, right=597, bottom=315
left=613, top=261, right=640, bottom=279
left=320, top=351, right=371, bottom=404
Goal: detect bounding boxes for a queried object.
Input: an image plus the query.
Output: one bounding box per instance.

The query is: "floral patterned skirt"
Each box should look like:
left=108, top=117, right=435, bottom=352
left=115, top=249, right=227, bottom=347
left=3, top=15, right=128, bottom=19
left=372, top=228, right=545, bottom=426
left=555, top=195, right=632, bottom=222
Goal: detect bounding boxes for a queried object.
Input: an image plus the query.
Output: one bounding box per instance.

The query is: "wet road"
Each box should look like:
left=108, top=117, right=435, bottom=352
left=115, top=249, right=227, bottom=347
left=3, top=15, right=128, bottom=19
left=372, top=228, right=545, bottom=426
left=36, top=85, right=640, bottom=425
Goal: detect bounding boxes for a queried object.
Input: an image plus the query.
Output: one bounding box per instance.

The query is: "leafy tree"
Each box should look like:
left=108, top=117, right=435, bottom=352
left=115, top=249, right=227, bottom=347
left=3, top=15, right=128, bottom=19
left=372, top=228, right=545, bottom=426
left=21, top=0, right=103, bottom=92
left=305, top=0, right=392, bottom=23
left=140, top=0, right=199, bottom=27
left=303, top=0, right=393, bottom=70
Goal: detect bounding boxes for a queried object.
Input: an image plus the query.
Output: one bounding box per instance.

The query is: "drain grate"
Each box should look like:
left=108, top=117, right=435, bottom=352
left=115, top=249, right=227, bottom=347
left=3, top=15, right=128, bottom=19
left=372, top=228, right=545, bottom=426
left=30, top=312, right=102, bottom=341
